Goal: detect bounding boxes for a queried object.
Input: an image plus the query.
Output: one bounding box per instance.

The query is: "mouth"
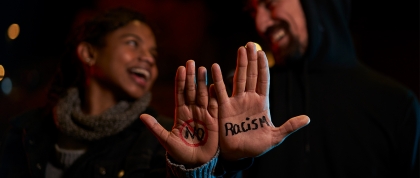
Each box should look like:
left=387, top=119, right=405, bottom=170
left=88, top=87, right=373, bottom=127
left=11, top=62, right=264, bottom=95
left=270, top=28, right=286, bottom=43
left=129, top=67, right=150, bottom=86
left=265, top=22, right=289, bottom=48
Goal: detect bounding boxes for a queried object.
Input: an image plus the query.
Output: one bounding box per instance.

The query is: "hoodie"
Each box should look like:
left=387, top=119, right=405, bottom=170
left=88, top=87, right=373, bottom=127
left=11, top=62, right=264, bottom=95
left=242, top=0, right=420, bottom=177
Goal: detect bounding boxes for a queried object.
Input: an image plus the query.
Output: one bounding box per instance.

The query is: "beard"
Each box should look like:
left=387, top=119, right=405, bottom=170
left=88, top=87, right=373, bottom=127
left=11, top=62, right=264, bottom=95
left=272, top=35, right=303, bottom=66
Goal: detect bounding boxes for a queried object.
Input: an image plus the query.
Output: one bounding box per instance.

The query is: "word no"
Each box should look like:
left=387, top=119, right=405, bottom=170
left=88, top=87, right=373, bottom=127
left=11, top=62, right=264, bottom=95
left=184, top=126, right=205, bottom=141
left=180, top=119, right=208, bottom=147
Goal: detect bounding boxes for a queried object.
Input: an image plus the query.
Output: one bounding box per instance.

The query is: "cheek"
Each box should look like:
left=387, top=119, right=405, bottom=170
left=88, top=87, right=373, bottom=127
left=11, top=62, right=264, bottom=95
left=108, top=50, right=134, bottom=74
left=118, top=49, right=136, bottom=63
left=255, top=12, right=267, bottom=34
left=254, top=5, right=272, bottom=34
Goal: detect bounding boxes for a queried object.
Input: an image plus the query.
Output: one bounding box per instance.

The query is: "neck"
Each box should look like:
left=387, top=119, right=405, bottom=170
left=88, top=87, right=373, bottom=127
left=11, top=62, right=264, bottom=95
left=82, top=80, right=117, bottom=116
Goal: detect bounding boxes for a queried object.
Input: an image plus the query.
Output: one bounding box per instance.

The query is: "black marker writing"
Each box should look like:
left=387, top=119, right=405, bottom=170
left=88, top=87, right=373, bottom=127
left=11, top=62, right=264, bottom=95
left=259, top=116, right=270, bottom=127
left=184, top=126, right=205, bottom=141
left=225, top=116, right=269, bottom=136
left=180, top=119, right=208, bottom=147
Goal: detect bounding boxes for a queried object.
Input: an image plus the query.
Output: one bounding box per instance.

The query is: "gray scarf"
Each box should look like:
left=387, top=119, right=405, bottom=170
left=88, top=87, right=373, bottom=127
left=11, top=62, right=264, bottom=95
left=54, top=88, right=151, bottom=141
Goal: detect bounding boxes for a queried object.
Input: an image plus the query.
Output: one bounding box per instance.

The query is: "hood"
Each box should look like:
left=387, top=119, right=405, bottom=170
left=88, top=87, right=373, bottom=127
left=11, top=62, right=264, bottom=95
left=299, top=0, right=358, bottom=69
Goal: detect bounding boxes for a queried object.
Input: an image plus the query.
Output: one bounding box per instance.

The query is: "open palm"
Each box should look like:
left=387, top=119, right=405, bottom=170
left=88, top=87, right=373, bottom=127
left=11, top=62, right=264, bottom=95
left=211, top=42, right=310, bottom=160
left=140, top=60, right=218, bottom=167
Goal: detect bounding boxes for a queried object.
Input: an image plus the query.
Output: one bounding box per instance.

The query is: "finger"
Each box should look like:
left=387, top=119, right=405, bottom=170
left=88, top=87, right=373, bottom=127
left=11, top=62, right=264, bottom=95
left=208, top=84, right=218, bottom=118
left=196, top=66, right=208, bottom=107
left=256, top=50, right=270, bottom=96
left=211, top=63, right=229, bottom=105
left=245, top=42, right=258, bottom=92
left=185, top=60, right=196, bottom=105
left=139, top=114, right=170, bottom=148
left=175, top=66, right=186, bottom=107
left=272, top=115, right=310, bottom=146
left=232, top=46, right=248, bottom=96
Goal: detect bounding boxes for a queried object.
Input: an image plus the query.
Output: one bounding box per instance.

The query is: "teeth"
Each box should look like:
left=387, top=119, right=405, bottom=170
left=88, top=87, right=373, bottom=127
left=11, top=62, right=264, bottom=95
left=130, top=68, right=150, bottom=80
left=271, top=29, right=285, bottom=42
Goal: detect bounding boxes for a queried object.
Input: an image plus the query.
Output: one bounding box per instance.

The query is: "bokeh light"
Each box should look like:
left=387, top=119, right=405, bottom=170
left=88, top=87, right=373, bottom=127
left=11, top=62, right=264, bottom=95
left=247, top=42, right=275, bottom=68
left=254, top=43, right=262, bottom=51
left=266, top=51, right=275, bottom=68
left=7, top=23, right=20, bottom=40
left=1, top=77, right=12, bottom=95
left=0, top=65, right=4, bottom=81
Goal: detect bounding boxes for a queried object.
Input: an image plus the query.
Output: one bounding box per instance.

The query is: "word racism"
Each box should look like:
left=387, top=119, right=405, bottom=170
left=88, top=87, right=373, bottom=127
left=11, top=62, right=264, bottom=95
left=225, top=116, right=269, bottom=136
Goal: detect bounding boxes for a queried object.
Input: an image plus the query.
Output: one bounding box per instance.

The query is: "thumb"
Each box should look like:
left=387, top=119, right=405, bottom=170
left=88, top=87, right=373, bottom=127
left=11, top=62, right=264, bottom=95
left=272, top=115, right=310, bottom=146
left=139, top=114, right=170, bottom=148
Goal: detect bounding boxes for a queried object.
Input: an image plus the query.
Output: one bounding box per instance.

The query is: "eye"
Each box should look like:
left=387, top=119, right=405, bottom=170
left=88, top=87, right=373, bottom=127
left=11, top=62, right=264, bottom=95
left=127, top=40, right=138, bottom=47
left=264, top=0, right=276, bottom=10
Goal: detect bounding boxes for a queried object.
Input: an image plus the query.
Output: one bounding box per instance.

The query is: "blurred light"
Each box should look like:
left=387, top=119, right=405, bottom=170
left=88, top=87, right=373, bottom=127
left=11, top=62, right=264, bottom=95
left=1, top=77, right=12, bottom=95
left=245, top=42, right=274, bottom=67
left=245, top=42, right=262, bottom=51
left=253, top=42, right=276, bottom=67
left=266, top=51, right=275, bottom=68
left=254, top=43, right=262, bottom=51
left=0, top=65, right=4, bottom=81
left=7, top=23, right=20, bottom=40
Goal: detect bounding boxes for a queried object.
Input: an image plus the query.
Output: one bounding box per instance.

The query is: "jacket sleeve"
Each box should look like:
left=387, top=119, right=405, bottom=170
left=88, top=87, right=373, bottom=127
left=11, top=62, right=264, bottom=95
left=0, top=124, right=31, bottom=177
left=166, top=148, right=254, bottom=178
left=166, top=149, right=219, bottom=178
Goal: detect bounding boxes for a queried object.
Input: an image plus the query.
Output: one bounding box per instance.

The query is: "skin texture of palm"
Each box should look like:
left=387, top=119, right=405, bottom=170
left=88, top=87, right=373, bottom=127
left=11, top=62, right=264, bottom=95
left=211, top=42, right=310, bottom=161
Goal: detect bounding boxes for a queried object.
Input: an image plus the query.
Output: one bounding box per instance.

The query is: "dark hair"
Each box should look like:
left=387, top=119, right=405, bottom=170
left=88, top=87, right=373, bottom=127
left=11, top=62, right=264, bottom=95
left=47, top=7, right=151, bottom=108
left=73, top=7, right=148, bottom=48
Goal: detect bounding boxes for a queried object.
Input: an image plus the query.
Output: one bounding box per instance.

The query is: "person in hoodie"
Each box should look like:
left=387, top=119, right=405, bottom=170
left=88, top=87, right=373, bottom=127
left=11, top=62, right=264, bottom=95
left=237, top=0, right=420, bottom=177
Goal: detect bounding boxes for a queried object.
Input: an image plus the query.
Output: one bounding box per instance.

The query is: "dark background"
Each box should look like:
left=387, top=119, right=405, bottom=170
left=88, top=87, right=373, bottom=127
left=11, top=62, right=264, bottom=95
left=0, top=0, right=418, bottom=140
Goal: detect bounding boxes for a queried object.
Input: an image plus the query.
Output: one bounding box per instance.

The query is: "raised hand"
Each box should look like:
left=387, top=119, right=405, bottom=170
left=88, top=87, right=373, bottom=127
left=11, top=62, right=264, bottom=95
left=140, top=60, right=219, bottom=167
left=211, top=42, right=310, bottom=160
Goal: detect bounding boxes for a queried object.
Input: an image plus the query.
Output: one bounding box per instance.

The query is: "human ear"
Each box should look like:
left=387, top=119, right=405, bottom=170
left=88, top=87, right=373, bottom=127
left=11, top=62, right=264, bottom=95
left=77, top=42, right=97, bottom=66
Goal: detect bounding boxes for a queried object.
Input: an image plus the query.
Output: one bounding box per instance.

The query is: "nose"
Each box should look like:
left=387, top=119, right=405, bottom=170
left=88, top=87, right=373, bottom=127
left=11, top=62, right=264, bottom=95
left=138, top=48, right=156, bottom=66
left=255, top=4, right=275, bottom=36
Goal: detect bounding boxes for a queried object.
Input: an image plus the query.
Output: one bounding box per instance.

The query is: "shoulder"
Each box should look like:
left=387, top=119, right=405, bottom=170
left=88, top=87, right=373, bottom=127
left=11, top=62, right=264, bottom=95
left=8, top=107, right=50, bottom=130
left=309, top=64, right=418, bottom=116
left=357, top=65, right=417, bottom=102
left=349, top=65, right=420, bottom=120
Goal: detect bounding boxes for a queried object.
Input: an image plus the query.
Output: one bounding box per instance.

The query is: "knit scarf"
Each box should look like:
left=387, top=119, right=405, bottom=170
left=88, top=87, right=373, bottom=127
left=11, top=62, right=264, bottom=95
left=54, top=88, right=151, bottom=141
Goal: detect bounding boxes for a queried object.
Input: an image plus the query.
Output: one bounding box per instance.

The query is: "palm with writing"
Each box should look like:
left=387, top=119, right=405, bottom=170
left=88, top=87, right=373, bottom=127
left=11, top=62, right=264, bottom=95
left=211, top=42, right=310, bottom=160
left=140, top=60, right=219, bottom=167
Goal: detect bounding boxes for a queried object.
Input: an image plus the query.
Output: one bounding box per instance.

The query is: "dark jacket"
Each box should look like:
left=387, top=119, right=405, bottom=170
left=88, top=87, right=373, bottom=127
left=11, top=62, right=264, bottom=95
left=0, top=107, right=250, bottom=178
left=0, top=107, right=172, bottom=178
left=243, top=0, right=420, bottom=177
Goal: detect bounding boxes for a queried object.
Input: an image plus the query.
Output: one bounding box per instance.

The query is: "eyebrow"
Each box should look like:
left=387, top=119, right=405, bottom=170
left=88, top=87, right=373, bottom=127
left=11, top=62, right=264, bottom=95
left=120, top=33, right=158, bottom=56
left=120, top=33, right=143, bottom=42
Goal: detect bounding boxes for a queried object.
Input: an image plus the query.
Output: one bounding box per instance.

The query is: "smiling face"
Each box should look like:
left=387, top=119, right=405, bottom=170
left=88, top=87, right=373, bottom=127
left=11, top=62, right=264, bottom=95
left=89, top=20, right=158, bottom=100
left=252, top=0, right=308, bottom=65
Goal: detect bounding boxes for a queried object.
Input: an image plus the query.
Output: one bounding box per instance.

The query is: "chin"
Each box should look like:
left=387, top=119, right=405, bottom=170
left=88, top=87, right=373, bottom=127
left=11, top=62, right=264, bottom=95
left=131, top=90, right=148, bottom=100
left=120, top=87, right=147, bottom=101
